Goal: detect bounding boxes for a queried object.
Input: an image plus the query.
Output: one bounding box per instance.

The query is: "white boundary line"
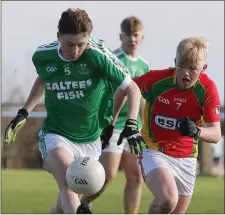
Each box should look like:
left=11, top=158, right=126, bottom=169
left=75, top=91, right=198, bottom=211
left=1, top=111, right=47, bottom=118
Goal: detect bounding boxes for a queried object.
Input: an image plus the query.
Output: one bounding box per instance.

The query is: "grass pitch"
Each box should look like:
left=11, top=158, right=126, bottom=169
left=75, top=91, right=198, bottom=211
left=1, top=169, right=224, bottom=213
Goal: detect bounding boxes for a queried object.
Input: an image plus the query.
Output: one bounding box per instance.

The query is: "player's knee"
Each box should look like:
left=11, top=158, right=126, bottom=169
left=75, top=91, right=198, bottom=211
left=49, top=168, right=69, bottom=189
left=105, top=170, right=117, bottom=184
left=126, top=172, right=143, bottom=188
left=125, top=165, right=143, bottom=187
left=149, top=197, right=178, bottom=214
left=162, top=198, right=178, bottom=213
left=105, top=174, right=116, bottom=184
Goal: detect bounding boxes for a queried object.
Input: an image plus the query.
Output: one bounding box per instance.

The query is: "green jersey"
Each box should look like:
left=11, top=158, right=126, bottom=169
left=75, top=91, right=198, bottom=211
left=32, top=38, right=130, bottom=143
left=99, top=47, right=149, bottom=130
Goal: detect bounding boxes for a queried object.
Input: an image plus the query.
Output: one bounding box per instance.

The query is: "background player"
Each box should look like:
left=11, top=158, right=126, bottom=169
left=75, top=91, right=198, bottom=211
left=4, top=8, right=145, bottom=214
left=81, top=16, right=149, bottom=214
left=102, top=36, right=221, bottom=213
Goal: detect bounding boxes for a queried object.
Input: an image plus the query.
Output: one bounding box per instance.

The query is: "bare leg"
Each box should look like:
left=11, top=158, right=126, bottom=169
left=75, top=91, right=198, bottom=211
left=81, top=152, right=122, bottom=204
left=122, top=151, right=143, bottom=214
left=145, top=168, right=179, bottom=214
left=44, top=148, right=80, bottom=213
left=50, top=194, right=63, bottom=214
left=171, top=195, right=192, bottom=214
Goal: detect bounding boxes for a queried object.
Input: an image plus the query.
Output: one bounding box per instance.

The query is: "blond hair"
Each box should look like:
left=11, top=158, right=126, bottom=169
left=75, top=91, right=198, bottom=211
left=176, top=36, right=209, bottom=66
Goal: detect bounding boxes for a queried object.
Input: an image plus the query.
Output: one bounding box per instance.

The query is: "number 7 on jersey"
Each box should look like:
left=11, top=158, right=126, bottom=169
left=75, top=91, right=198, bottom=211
left=176, top=102, right=182, bottom=110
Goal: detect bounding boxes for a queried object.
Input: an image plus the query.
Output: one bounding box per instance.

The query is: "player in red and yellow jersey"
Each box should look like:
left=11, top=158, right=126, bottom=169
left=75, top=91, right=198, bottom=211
left=134, top=66, right=220, bottom=158
left=102, top=36, right=221, bottom=214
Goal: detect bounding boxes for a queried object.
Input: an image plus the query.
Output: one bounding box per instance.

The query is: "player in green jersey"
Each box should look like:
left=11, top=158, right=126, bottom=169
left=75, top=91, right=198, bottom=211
left=4, top=8, right=147, bottom=214
left=81, top=16, right=149, bottom=214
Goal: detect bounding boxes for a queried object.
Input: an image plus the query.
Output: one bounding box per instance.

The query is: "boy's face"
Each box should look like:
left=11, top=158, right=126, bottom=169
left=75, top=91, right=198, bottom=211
left=57, top=32, right=90, bottom=61
left=120, top=31, right=144, bottom=53
left=175, top=58, right=207, bottom=90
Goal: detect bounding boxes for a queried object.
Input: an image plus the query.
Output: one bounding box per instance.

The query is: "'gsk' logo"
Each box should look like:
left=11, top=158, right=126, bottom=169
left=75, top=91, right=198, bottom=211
left=46, top=66, right=57, bottom=72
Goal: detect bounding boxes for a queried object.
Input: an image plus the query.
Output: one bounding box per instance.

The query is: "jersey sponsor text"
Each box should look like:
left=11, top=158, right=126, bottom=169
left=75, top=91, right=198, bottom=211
left=45, top=80, right=92, bottom=100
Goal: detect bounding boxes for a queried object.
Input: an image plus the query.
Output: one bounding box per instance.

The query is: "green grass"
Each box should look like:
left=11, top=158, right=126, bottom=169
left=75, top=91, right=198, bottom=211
left=1, top=170, right=224, bottom=214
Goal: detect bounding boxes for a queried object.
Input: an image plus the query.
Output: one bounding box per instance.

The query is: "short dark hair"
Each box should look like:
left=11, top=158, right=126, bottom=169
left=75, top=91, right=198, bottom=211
left=58, top=8, right=93, bottom=34
left=120, top=16, right=143, bottom=34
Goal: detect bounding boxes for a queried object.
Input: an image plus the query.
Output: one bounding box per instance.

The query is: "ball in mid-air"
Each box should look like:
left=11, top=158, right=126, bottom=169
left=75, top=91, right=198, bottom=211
left=66, top=157, right=105, bottom=196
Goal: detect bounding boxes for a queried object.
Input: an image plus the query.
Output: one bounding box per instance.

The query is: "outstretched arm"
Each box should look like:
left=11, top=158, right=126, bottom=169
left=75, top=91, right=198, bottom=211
left=111, top=80, right=141, bottom=125
left=125, top=80, right=141, bottom=120
left=111, top=87, right=127, bottom=126
left=4, top=76, right=45, bottom=144
left=139, top=97, right=145, bottom=122
left=23, top=76, right=45, bottom=112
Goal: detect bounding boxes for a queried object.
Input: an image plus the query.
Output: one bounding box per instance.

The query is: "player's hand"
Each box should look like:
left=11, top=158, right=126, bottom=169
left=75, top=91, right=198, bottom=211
left=4, top=108, right=28, bottom=144
left=117, top=119, right=148, bottom=155
left=101, top=124, right=114, bottom=149
left=178, top=117, right=201, bottom=137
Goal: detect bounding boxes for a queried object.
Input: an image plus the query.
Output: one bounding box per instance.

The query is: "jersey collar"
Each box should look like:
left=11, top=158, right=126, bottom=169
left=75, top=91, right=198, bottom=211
left=57, top=42, right=71, bottom=62
left=120, top=47, right=139, bottom=61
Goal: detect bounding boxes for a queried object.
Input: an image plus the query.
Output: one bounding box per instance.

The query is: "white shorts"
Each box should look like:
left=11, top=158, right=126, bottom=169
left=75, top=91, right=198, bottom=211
left=138, top=149, right=197, bottom=196
left=38, top=130, right=101, bottom=161
left=102, top=129, right=131, bottom=153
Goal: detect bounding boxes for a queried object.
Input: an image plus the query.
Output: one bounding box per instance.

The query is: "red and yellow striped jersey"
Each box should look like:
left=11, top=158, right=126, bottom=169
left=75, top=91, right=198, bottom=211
left=133, top=68, right=220, bottom=158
